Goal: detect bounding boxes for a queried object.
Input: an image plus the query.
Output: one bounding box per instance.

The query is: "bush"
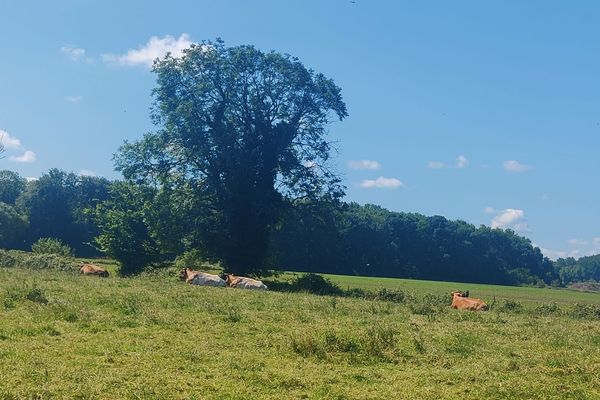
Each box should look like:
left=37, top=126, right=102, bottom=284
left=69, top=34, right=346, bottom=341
left=372, top=288, right=407, bottom=303
left=174, top=249, right=208, bottom=271
left=31, top=238, right=74, bottom=257
left=290, top=273, right=344, bottom=296
left=0, top=249, right=79, bottom=271
left=568, top=303, right=600, bottom=320
left=496, top=299, right=523, bottom=313
left=534, top=302, right=561, bottom=316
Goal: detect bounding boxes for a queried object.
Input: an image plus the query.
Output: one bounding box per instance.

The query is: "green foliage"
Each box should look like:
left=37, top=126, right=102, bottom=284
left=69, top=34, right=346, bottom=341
left=0, top=249, right=78, bottom=271
left=31, top=238, right=74, bottom=257
left=568, top=303, right=600, bottom=320
left=0, top=202, right=27, bottom=249
left=289, top=273, right=344, bottom=296
left=116, top=39, right=347, bottom=275
left=555, top=254, right=600, bottom=285
left=93, top=182, right=162, bottom=275
left=174, top=249, right=208, bottom=271
left=496, top=299, right=524, bottom=313
left=0, top=170, right=26, bottom=205
left=16, top=169, right=111, bottom=257
left=272, top=202, right=557, bottom=286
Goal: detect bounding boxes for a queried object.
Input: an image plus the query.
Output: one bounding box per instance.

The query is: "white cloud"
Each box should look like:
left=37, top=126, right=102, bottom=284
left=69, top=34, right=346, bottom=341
left=9, top=150, right=36, bottom=163
left=360, top=176, right=404, bottom=189
left=348, top=160, right=382, bottom=170
left=103, top=33, right=193, bottom=68
left=60, top=45, right=86, bottom=61
left=78, top=169, right=97, bottom=177
left=567, top=238, right=589, bottom=246
left=503, top=160, right=531, bottom=173
left=484, top=206, right=495, bottom=214
left=427, top=161, right=446, bottom=169
left=427, top=155, right=468, bottom=169
left=0, top=129, right=22, bottom=149
left=490, top=208, right=530, bottom=232
left=25, top=177, right=37, bottom=182
left=594, top=237, right=600, bottom=246
left=456, top=155, right=469, bottom=169
left=65, top=95, right=83, bottom=104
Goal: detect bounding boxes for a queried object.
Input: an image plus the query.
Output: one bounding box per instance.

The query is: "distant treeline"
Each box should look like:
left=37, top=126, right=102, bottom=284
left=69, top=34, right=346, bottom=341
left=271, top=202, right=558, bottom=286
left=1, top=168, right=598, bottom=286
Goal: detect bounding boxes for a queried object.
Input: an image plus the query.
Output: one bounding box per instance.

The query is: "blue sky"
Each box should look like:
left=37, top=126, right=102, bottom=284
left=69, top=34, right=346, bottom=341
left=1, top=1, right=599, bottom=259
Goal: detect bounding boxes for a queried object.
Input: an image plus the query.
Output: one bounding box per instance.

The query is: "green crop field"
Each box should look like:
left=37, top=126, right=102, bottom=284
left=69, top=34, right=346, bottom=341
left=0, top=264, right=599, bottom=399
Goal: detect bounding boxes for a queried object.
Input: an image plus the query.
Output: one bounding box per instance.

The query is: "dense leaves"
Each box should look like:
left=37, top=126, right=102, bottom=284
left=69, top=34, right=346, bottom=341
left=15, top=169, right=110, bottom=256
left=555, top=254, right=600, bottom=284
left=115, top=40, right=347, bottom=275
left=271, top=202, right=557, bottom=285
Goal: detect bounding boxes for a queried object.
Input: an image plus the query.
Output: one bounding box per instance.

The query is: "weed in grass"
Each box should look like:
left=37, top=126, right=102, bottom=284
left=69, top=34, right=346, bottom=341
left=26, top=287, right=48, bottom=304
left=223, top=308, right=243, bottom=323
left=497, top=299, right=523, bottom=313
left=535, top=302, right=561, bottom=316
left=568, top=303, right=600, bottom=320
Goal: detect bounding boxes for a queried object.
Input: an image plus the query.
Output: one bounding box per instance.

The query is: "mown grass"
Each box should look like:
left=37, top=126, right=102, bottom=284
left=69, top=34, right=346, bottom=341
left=0, top=266, right=599, bottom=399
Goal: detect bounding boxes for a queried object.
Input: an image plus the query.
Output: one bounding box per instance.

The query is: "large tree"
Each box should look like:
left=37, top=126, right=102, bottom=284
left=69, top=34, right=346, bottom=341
left=116, top=40, right=347, bottom=275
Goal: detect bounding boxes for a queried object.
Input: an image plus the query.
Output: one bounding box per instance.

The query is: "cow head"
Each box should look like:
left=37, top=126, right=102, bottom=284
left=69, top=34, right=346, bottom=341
left=451, top=291, right=465, bottom=297
left=221, top=274, right=233, bottom=285
left=179, top=268, right=189, bottom=281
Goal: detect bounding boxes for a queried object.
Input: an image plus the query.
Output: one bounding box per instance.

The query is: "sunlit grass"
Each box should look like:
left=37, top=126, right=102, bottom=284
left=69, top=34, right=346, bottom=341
left=0, top=266, right=598, bottom=399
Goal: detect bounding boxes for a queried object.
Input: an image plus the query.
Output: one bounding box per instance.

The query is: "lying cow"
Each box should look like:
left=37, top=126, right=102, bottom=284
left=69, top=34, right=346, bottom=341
left=450, top=291, right=488, bottom=311
left=222, top=274, right=268, bottom=290
left=80, top=263, right=109, bottom=277
left=179, top=268, right=226, bottom=287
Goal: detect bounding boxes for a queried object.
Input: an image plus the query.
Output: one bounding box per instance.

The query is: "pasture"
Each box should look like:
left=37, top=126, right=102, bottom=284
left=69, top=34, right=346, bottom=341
left=0, top=264, right=599, bottom=399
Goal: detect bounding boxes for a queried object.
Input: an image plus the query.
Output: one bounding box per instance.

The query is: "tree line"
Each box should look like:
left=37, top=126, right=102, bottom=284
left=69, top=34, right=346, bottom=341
left=1, top=168, right=592, bottom=286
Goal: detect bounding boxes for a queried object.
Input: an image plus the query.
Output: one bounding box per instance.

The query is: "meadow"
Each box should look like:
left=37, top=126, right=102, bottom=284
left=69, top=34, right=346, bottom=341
left=0, top=262, right=599, bottom=399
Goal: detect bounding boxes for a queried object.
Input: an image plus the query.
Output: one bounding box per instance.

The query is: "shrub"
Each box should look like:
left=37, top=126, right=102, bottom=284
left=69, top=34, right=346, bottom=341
left=496, top=299, right=523, bottom=313
left=31, top=238, right=74, bottom=257
left=0, top=249, right=79, bottom=271
left=26, top=287, right=48, bottom=304
left=290, top=273, right=344, bottom=296
left=372, top=288, right=406, bottom=303
left=568, top=303, right=600, bottom=320
left=534, top=302, right=561, bottom=316
left=174, top=249, right=207, bottom=271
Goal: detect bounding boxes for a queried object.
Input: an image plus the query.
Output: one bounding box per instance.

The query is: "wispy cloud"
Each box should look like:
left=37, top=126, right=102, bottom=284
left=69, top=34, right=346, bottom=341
left=456, top=155, right=469, bottom=169
left=60, top=45, right=86, bottom=62
left=348, top=160, right=382, bottom=170
left=489, top=208, right=530, bottom=232
left=102, top=33, right=193, bottom=68
left=78, top=169, right=97, bottom=177
left=0, top=129, right=22, bottom=149
left=360, top=176, right=404, bottom=189
left=65, top=95, right=83, bottom=104
left=567, top=238, right=589, bottom=246
left=9, top=150, right=36, bottom=163
left=427, top=155, right=469, bottom=169
left=427, top=161, right=446, bottom=169
left=503, top=160, right=531, bottom=173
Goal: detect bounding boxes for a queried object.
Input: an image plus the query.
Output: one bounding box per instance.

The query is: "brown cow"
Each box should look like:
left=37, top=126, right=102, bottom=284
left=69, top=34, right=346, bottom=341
left=179, top=268, right=226, bottom=287
left=80, top=263, right=109, bottom=277
left=222, top=274, right=268, bottom=290
left=450, top=291, right=488, bottom=311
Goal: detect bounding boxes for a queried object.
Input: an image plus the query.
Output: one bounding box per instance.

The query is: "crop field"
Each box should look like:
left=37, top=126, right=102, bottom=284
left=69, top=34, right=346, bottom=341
left=0, top=264, right=599, bottom=399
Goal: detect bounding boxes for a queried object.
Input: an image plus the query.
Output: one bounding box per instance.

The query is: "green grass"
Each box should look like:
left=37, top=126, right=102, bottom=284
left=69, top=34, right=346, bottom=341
left=0, top=265, right=599, bottom=399
left=269, top=271, right=600, bottom=306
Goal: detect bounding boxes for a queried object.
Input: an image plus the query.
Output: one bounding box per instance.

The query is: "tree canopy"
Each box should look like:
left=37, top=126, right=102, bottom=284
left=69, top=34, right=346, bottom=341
left=116, top=39, right=347, bottom=275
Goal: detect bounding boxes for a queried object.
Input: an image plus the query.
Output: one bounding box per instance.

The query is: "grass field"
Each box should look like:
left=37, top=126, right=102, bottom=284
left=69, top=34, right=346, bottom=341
left=0, top=264, right=599, bottom=399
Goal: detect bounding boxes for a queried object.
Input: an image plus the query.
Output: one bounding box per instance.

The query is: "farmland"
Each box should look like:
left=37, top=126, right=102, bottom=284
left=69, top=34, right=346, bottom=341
left=0, top=264, right=599, bottom=399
